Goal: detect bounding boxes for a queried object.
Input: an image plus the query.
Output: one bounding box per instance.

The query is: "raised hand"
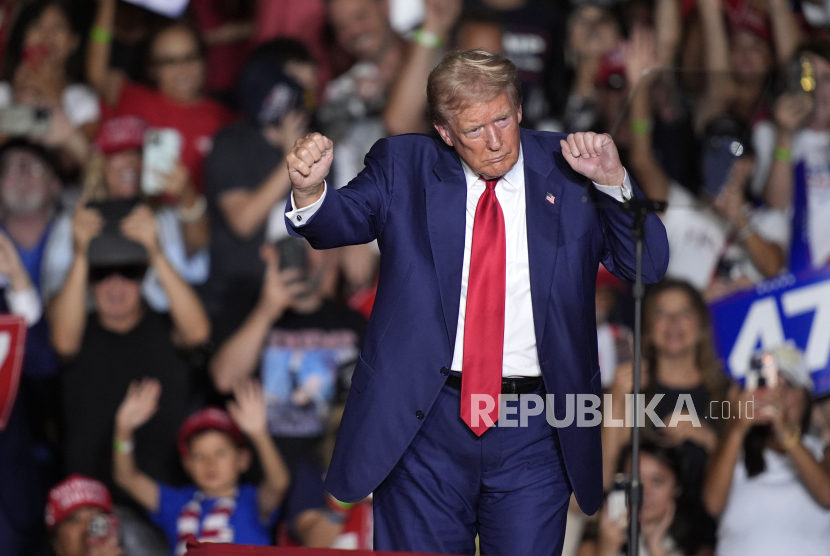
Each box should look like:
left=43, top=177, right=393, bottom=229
left=560, top=132, right=626, bottom=186
left=159, top=161, right=192, bottom=200
left=596, top=502, right=628, bottom=556
left=120, top=204, right=160, bottom=258
left=713, top=158, right=753, bottom=226
left=774, top=92, right=812, bottom=134
left=227, top=379, right=268, bottom=439
left=115, top=378, right=162, bottom=434
left=258, top=244, right=307, bottom=321
left=423, top=0, right=462, bottom=40
left=72, top=196, right=104, bottom=256
left=625, top=25, right=659, bottom=91
left=286, top=132, right=333, bottom=205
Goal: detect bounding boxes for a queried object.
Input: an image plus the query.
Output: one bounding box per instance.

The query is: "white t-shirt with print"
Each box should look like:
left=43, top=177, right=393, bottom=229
left=660, top=182, right=790, bottom=290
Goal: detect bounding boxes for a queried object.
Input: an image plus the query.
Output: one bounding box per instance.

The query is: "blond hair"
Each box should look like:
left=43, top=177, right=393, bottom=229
left=427, top=49, right=522, bottom=127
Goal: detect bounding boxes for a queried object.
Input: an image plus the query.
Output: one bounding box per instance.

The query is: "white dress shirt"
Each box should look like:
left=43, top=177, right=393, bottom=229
left=287, top=147, right=633, bottom=377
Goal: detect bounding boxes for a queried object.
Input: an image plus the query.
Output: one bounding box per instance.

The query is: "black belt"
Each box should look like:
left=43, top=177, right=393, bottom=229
left=445, top=373, right=541, bottom=395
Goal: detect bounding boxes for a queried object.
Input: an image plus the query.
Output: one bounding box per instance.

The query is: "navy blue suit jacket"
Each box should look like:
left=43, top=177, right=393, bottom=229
left=287, top=129, right=669, bottom=515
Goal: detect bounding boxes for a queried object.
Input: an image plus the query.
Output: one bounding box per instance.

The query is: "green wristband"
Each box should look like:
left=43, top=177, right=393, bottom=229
left=774, top=147, right=792, bottom=162
left=90, top=26, right=113, bottom=45
left=413, top=28, right=443, bottom=50
left=114, top=438, right=134, bottom=454
left=630, top=120, right=651, bottom=136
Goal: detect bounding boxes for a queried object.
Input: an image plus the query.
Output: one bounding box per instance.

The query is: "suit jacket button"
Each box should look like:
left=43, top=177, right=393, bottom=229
left=415, top=410, right=424, bottom=419
left=440, top=367, right=449, bottom=376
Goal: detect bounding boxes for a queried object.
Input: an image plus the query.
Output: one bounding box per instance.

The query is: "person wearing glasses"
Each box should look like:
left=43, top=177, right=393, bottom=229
left=86, top=0, right=236, bottom=194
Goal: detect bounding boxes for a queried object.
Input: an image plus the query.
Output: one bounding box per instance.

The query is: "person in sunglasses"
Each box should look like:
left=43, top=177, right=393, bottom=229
left=47, top=169, right=211, bottom=521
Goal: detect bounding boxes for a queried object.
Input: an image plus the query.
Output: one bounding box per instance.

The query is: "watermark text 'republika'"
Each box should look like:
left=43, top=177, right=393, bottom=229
left=467, top=393, right=753, bottom=429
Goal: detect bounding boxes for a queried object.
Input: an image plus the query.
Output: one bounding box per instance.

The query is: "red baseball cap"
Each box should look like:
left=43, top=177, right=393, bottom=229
left=45, top=474, right=113, bottom=529
left=95, top=116, right=148, bottom=155
left=177, top=407, right=246, bottom=458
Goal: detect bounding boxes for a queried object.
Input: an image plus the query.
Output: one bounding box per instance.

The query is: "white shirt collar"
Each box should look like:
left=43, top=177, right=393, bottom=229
left=459, top=145, right=524, bottom=190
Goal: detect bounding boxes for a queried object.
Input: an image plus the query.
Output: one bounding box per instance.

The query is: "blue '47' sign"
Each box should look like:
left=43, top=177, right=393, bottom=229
left=709, top=267, right=830, bottom=397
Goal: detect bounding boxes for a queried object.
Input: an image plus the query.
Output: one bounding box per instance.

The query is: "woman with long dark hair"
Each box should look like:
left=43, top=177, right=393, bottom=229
left=581, top=440, right=707, bottom=556
left=86, top=0, right=236, bottom=194
left=604, top=279, right=728, bottom=487
left=0, top=1, right=98, bottom=171
left=603, top=279, right=729, bottom=548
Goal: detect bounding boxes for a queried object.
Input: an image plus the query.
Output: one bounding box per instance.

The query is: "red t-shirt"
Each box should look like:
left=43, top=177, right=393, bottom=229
left=112, top=83, right=237, bottom=192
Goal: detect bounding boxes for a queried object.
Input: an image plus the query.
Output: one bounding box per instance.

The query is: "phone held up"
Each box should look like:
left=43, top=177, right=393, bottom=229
left=141, top=128, right=182, bottom=196
left=745, top=351, right=779, bottom=392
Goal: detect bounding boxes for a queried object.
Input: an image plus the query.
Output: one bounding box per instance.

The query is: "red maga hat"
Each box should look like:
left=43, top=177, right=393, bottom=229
left=177, top=407, right=246, bottom=458
left=95, top=116, right=148, bottom=155
left=45, top=474, right=113, bottom=529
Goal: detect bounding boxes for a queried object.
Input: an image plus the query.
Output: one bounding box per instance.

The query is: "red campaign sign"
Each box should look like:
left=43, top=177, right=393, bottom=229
left=0, top=314, right=27, bottom=431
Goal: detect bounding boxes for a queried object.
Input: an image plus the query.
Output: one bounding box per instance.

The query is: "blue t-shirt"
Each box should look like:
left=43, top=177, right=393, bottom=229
left=150, top=483, right=277, bottom=551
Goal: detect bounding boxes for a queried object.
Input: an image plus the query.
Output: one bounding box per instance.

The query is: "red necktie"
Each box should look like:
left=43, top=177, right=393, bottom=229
left=461, top=177, right=506, bottom=436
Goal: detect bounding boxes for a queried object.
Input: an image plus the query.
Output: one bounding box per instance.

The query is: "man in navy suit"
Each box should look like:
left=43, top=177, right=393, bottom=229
left=285, top=50, right=669, bottom=555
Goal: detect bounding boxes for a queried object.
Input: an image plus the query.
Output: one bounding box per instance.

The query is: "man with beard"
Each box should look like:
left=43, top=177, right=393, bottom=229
left=0, top=140, right=62, bottom=291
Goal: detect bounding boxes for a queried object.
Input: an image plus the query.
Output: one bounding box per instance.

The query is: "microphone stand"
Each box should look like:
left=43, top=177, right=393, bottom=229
left=621, top=197, right=665, bottom=556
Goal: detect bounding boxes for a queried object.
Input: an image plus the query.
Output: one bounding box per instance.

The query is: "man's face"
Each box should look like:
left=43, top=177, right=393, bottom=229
left=435, top=92, right=522, bottom=180
left=327, top=0, right=391, bottom=62
left=0, top=149, right=58, bottom=214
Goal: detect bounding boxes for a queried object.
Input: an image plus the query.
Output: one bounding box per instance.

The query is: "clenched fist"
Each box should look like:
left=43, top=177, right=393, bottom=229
left=286, top=132, right=334, bottom=208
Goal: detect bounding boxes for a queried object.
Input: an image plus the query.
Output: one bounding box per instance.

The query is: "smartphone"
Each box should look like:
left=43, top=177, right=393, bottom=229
left=607, top=474, right=628, bottom=522
left=87, top=513, right=119, bottom=549
left=786, top=56, right=815, bottom=95
left=0, top=105, right=51, bottom=137
left=746, top=352, right=779, bottom=392
left=702, top=133, right=744, bottom=198
left=141, top=128, right=181, bottom=196
left=277, top=236, right=309, bottom=274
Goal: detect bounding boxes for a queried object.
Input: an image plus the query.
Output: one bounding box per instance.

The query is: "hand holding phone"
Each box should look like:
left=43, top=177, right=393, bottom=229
left=141, top=128, right=182, bottom=196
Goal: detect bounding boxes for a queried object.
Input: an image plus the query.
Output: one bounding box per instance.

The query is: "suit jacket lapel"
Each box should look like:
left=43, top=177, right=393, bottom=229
left=522, top=130, right=561, bottom=344
left=425, top=142, right=467, bottom=352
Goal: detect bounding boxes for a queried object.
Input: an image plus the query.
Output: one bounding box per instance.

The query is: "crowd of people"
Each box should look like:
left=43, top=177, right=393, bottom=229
left=0, top=0, right=828, bottom=555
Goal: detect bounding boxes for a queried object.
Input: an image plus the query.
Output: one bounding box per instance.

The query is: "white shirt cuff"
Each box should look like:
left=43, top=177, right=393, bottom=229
left=593, top=169, right=633, bottom=202
left=286, top=183, right=328, bottom=227
left=5, top=285, right=42, bottom=326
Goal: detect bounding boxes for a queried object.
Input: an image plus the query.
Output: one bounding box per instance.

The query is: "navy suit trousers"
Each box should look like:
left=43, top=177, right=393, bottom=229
left=373, top=380, right=572, bottom=555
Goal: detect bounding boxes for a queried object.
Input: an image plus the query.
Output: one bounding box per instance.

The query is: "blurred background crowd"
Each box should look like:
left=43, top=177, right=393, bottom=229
left=0, top=0, right=828, bottom=555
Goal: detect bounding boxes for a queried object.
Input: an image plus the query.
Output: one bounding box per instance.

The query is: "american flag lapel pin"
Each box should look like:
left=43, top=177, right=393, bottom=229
left=545, top=192, right=555, bottom=205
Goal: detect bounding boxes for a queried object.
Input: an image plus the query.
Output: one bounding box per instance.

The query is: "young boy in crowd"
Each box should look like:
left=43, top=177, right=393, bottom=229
left=113, top=379, right=289, bottom=554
